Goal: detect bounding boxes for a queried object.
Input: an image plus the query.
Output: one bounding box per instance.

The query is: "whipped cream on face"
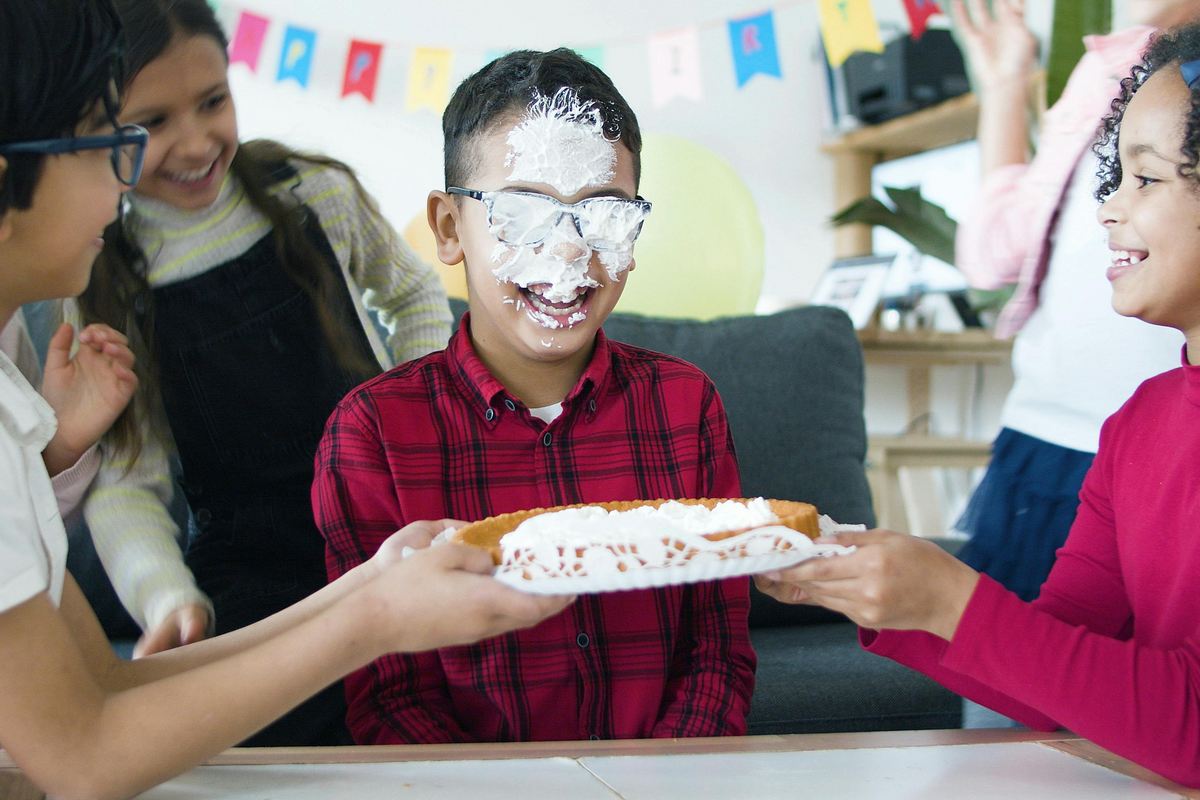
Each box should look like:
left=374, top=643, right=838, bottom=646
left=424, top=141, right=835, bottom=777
left=505, top=87, right=616, bottom=196
left=597, top=249, right=632, bottom=281
left=487, top=87, right=634, bottom=331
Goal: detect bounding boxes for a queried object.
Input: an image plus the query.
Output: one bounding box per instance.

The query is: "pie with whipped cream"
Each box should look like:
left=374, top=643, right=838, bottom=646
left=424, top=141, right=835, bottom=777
left=450, top=497, right=820, bottom=580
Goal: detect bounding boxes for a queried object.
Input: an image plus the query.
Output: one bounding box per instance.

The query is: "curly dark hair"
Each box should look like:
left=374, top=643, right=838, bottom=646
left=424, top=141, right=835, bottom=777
left=1095, top=24, right=1200, bottom=201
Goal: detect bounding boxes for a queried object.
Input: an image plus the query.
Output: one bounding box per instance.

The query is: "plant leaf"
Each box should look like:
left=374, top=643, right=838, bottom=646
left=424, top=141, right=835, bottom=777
left=1046, top=2, right=1111, bottom=107
left=834, top=186, right=958, bottom=266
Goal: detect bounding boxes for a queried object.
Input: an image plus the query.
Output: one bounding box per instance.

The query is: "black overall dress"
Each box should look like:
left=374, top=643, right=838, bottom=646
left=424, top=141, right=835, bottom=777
left=148, top=189, right=377, bottom=746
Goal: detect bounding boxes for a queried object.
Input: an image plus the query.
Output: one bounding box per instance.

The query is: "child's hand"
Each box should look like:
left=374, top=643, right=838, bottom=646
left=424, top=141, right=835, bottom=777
left=953, top=0, right=1037, bottom=91
left=371, top=518, right=467, bottom=570
left=133, top=603, right=212, bottom=658
left=371, top=544, right=573, bottom=653
left=40, top=323, right=137, bottom=475
left=754, top=529, right=980, bottom=641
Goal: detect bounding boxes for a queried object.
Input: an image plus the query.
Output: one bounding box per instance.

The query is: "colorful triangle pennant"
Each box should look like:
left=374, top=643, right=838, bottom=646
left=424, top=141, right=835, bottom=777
left=228, top=10, right=269, bottom=73
left=405, top=47, right=453, bottom=112
left=902, top=0, right=943, bottom=40
left=728, top=11, right=782, bottom=88
left=277, top=25, right=317, bottom=87
left=343, top=40, right=384, bottom=102
left=648, top=28, right=703, bottom=108
left=817, top=0, right=885, bottom=68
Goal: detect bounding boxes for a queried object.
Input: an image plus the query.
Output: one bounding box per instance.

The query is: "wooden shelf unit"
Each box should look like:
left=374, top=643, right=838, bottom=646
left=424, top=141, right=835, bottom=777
left=822, top=93, right=981, bottom=258
left=856, top=328, right=1013, bottom=532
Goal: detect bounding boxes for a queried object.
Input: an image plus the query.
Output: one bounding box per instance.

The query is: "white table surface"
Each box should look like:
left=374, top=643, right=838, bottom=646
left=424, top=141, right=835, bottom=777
left=133, top=740, right=1180, bottom=799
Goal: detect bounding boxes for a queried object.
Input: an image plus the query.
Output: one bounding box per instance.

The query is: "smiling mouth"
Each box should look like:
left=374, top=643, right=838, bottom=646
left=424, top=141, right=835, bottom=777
left=162, top=160, right=218, bottom=186
left=518, top=285, right=592, bottom=329
left=1111, top=249, right=1147, bottom=267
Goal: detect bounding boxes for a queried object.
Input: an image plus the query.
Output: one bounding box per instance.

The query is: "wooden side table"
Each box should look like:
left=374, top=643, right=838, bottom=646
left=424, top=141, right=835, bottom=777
left=857, top=327, right=1012, bottom=532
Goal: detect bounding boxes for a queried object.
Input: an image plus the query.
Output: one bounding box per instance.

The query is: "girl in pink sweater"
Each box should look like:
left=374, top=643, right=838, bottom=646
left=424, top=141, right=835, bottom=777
left=757, top=23, right=1200, bottom=789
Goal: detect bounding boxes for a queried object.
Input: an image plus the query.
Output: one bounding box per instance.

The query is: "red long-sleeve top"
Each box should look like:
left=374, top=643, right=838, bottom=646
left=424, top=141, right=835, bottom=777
left=864, top=354, right=1200, bottom=787
left=313, top=318, right=755, bottom=744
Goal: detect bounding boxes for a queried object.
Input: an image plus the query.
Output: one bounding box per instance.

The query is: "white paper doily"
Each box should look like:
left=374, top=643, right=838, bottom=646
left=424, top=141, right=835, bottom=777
left=491, top=515, right=860, bottom=595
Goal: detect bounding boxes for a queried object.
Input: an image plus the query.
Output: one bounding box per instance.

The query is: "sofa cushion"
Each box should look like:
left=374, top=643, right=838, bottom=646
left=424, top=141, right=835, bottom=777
left=748, top=623, right=962, bottom=734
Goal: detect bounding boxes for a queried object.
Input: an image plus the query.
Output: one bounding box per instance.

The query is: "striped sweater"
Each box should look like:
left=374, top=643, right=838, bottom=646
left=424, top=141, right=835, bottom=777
left=80, top=159, right=452, bottom=632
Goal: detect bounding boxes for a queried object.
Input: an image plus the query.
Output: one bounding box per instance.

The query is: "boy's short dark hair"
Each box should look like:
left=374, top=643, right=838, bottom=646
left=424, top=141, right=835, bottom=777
left=0, top=0, right=124, bottom=216
left=443, top=48, right=642, bottom=191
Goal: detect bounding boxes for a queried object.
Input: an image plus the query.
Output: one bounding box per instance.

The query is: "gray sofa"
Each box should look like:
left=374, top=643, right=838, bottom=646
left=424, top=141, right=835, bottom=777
left=596, top=303, right=961, bottom=734
left=74, top=299, right=962, bottom=733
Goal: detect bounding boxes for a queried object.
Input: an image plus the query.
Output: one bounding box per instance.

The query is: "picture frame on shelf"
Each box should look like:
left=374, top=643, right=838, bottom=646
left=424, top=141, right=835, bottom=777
left=809, top=253, right=895, bottom=329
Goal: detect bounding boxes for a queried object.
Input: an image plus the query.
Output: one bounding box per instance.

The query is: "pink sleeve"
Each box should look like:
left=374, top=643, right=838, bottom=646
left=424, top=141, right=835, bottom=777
left=863, top=447, right=1200, bottom=788
left=954, top=164, right=1039, bottom=290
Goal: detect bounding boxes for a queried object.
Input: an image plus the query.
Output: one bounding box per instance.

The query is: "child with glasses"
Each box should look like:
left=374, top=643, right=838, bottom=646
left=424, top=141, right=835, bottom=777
left=0, top=2, right=569, bottom=796
left=0, top=116, right=143, bottom=522
left=755, top=25, right=1200, bottom=786
left=68, top=0, right=453, bottom=746
left=312, top=49, right=756, bottom=744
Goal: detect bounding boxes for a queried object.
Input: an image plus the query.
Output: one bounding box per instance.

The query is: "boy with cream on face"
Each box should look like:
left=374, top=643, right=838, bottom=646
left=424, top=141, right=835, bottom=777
left=313, top=49, right=755, bottom=744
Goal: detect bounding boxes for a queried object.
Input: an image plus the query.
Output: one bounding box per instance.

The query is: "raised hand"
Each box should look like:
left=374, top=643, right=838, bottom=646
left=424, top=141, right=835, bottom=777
left=954, top=0, right=1038, bottom=91
left=39, top=322, right=136, bottom=475
left=754, top=529, right=980, bottom=641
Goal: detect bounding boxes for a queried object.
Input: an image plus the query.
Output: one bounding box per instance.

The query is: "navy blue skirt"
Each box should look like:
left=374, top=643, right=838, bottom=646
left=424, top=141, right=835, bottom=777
left=955, top=428, right=1095, bottom=601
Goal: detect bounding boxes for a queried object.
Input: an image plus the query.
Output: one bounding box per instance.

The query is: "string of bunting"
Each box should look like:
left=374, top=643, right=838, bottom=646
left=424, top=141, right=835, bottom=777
left=213, top=0, right=939, bottom=111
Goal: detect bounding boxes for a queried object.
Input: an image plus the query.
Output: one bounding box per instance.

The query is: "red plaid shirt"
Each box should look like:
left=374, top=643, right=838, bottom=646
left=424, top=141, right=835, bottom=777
left=313, top=317, right=756, bottom=744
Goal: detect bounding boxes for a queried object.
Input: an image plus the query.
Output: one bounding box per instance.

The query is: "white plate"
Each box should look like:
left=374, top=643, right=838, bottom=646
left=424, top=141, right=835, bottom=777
left=492, top=516, right=859, bottom=595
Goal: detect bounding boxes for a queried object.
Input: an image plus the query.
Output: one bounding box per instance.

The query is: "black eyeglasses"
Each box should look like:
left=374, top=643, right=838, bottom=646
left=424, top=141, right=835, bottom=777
left=0, top=124, right=148, bottom=186
left=448, top=187, right=652, bottom=251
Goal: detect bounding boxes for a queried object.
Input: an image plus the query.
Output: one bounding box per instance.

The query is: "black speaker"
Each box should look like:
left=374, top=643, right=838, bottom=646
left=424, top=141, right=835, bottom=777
left=842, top=30, right=969, bottom=125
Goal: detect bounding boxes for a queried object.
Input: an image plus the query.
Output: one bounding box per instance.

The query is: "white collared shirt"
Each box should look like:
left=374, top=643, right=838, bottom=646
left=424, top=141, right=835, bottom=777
left=0, top=349, right=67, bottom=610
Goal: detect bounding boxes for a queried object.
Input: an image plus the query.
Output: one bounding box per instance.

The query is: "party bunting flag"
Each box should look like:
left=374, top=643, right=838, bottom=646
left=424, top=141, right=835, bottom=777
left=727, top=11, right=781, bottom=88
left=817, top=0, right=884, bottom=68
left=405, top=47, right=453, bottom=112
left=277, top=25, right=317, bottom=88
left=902, top=0, right=943, bottom=39
left=342, top=40, right=384, bottom=101
left=228, top=10, right=269, bottom=73
left=648, top=27, right=703, bottom=108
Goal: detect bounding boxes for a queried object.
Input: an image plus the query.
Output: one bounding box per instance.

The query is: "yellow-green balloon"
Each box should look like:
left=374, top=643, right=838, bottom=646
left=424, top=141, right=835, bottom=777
left=617, top=132, right=764, bottom=320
